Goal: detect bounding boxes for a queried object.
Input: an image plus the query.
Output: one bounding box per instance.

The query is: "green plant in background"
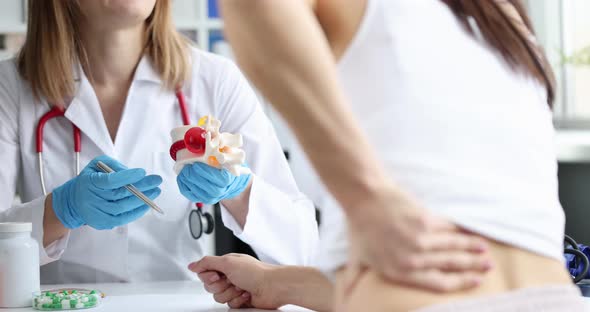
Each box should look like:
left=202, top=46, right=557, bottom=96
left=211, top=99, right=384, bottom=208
left=561, top=45, right=590, bottom=66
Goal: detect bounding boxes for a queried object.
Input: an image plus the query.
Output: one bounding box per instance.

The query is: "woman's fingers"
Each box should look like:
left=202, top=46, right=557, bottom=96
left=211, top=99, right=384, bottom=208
left=98, top=188, right=162, bottom=215
left=204, top=277, right=232, bottom=294
left=114, top=188, right=161, bottom=208
left=177, top=176, right=200, bottom=203
left=189, top=162, right=232, bottom=188
left=94, top=204, right=150, bottom=229
left=423, top=232, right=488, bottom=253
left=424, top=215, right=460, bottom=232
left=416, top=251, right=492, bottom=272
left=90, top=155, right=129, bottom=172
left=189, top=256, right=230, bottom=274
left=227, top=292, right=251, bottom=309
left=198, top=271, right=221, bottom=284
left=401, top=215, right=488, bottom=254
left=90, top=168, right=146, bottom=189
left=397, top=269, right=483, bottom=293
left=393, top=230, right=490, bottom=273
left=113, top=205, right=150, bottom=225
left=177, top=172, right=222, bottom=204
left=104, top=175, right=163, bottom=200
left=95, top=184, right=162, bottom=207
left=213, top=285, right=245, bottom=304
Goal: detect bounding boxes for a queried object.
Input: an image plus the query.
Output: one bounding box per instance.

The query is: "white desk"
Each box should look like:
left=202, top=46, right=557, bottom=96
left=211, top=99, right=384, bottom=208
left=0, top=281, right=313, bottom=312
left=2, top=281, right=588, bottom=311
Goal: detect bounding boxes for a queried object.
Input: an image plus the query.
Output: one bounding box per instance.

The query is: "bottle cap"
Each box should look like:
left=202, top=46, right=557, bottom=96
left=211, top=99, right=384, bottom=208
left=0, top=222, right=32, bottom=233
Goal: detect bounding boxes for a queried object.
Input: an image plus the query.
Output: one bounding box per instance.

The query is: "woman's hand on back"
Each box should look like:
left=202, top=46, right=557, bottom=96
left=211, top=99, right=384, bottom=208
left=345, top=184, right=493, bottom=293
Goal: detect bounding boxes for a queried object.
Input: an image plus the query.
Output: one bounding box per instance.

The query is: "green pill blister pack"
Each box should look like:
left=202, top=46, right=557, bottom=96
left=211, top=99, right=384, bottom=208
left=33, top=289, right=103, bottom=310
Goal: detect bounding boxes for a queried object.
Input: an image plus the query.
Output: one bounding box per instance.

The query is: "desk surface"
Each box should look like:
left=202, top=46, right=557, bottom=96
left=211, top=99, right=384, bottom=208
left=2, top=281, right=589, bottom=311
left=0, top=281, right=312, bottom=312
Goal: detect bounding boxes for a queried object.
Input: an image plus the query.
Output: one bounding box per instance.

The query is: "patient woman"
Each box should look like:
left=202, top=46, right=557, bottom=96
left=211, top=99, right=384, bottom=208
left=189, top=0, right=585, bottom=311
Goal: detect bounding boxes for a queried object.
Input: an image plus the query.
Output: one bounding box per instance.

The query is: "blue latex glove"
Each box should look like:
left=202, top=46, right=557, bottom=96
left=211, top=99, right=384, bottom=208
left=52, top=155, right=163, bottom=230
left=177, top=162, right=251, bottom=205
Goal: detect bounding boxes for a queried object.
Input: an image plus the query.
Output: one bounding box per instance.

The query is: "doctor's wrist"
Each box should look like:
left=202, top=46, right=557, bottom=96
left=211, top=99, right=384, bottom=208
left=43, top=194, right=69, bottom=247
left=220, top=177, right=253, bottom=229
left=51, top=181, right=83, bottom=229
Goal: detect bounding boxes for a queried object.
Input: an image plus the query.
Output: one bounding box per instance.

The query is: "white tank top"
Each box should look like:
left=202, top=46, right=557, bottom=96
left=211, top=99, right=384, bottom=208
left=335, top=0, right=563, bottom=263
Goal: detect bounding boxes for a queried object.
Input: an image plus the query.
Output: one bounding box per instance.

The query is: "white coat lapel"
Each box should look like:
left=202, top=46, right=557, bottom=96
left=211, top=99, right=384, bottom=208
left=133, top=56, right=162, bottom=84
left=111, top=56, right=168, bottom=155
left=64, top=69, right=115, bottom=155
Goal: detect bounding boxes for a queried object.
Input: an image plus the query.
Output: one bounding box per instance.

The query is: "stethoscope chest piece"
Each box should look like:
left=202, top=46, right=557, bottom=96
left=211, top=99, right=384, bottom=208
left=188, top=208, right=214, bottom=240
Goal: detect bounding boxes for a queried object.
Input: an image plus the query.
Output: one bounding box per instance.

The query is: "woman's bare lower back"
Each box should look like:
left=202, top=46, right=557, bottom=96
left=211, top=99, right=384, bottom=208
left=335, top=238, right=572, bottom=311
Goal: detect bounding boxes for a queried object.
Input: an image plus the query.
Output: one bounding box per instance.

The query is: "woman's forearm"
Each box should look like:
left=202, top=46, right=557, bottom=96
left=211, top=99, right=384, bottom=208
left=43, top=194, right=68, bottom=247
left=272, top=266, right=334, bottom=312
left=220, top=1, right=390, bottom=214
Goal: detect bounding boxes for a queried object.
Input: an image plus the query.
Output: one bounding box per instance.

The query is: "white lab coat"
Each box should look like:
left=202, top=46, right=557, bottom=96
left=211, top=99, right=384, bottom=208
left=0, top=48, right=318, bottom=284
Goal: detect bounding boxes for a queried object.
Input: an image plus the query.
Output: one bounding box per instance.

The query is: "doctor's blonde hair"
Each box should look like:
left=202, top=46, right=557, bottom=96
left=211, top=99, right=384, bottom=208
left=17, top=0, right=190, bottom=104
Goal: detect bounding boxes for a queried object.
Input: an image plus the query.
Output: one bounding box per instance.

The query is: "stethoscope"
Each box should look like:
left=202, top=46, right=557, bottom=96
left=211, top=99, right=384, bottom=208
left=35, top=90, right=215, bottom=240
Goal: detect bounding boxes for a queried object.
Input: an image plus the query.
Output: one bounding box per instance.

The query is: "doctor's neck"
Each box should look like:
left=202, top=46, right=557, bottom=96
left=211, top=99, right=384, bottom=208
left=78, top=23, right=147, bottom=86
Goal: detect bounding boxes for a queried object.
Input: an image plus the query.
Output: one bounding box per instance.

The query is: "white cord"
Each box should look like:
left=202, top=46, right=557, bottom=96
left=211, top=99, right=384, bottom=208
left=75, top=152, right=80, bottom=175
left=38, top=153, right=47, bottom=196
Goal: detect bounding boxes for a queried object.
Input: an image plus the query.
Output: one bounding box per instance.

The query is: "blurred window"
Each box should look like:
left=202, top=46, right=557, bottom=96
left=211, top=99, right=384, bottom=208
left=528, top=0, right=590, bottom=127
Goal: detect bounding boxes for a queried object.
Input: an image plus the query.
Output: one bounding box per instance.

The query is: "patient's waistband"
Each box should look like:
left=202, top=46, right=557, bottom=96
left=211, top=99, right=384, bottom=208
left=415, top=285, right=586, bottom=312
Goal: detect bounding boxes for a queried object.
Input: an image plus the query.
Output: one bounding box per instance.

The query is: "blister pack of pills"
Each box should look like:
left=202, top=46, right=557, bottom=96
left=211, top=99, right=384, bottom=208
left=32, top=289, right=103, bottom=310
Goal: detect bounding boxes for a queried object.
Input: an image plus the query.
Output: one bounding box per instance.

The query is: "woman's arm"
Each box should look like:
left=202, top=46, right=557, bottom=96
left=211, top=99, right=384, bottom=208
left=208, top=56, right=319, bottom=265
left=220, top=1, right=386, bottom=208
left=190, top=254, right=334, bottom=312
left=270, top=265, right=334, bottom=312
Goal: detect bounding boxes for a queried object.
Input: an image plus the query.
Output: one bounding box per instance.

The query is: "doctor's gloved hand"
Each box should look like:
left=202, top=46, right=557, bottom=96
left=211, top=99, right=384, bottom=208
left=177, top=162, right=251, bottom=205
left=51, top=155, right=163, bottom=230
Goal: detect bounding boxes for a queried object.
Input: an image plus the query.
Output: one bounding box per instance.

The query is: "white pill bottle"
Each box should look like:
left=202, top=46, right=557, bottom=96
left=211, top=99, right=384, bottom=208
left=0, top=222, right=40, bottom=307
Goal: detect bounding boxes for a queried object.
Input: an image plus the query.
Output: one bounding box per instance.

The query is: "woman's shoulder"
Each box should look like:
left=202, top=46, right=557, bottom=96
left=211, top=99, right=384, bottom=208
left=0, top=58, right=22, bottom=105
left=188, top=47, right=243, bottom=83
left=0, top=58, right=22, bottom=131
left=185, top=47, right=259, bottom=124
left=0, top=57, right=21, bottom=84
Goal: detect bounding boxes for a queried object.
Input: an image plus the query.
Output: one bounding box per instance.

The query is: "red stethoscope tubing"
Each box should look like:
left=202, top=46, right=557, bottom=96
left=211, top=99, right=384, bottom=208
left=35, top=105, right=81, bottom=154
left=175, top=90, right=191, bottom=127
left=35, top=91, right=202, bottom=209
left=35, top=104, right=82, bottom=195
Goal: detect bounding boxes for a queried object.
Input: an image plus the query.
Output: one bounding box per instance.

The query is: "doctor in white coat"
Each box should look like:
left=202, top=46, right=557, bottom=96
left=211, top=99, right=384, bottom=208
left=0, top=0, right=318, bottom=284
